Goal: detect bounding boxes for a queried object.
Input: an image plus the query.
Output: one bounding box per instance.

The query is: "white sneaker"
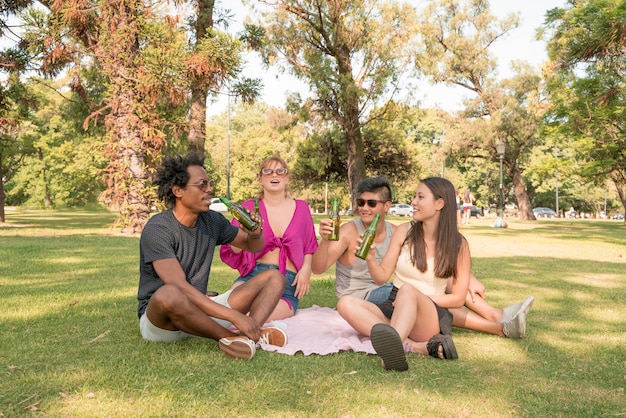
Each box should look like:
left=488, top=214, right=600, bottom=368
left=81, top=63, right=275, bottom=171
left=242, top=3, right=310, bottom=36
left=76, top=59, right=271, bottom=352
left=219, top=336, right=256, bottom=359
left=503, top=313, right=526, bottom=339
left=501, top=296, right=535, bottom=323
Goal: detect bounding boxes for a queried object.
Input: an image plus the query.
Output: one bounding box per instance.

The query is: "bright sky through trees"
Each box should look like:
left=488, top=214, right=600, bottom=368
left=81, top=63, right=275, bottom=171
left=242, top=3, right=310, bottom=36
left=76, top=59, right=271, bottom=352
left=207, top=0, right=565, bottom=115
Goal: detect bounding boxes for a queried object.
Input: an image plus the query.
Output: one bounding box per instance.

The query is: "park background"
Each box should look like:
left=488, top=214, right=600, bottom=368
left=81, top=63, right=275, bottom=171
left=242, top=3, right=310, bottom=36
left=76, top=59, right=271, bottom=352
left=1, top=0, right=625, bottom=233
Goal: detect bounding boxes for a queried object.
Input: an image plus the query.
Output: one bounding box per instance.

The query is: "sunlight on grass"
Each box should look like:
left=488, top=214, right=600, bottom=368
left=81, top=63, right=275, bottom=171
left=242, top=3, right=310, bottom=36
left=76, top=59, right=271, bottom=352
left=567, top=273, right=624, bottom=288
left=1, top=208, right=625, bottom=417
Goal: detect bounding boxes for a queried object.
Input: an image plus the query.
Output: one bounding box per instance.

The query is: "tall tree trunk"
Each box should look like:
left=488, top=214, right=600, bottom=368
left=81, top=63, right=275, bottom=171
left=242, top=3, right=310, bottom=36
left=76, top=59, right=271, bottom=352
left=343, top=107, right=366, bottom=210
left=188, top=85, right=209, bottom=154
left=98, top=0, right=154, bottom=234
left=187, top=0, right=215, bottom=155
left=108, top=88, right=150, bottom=233
left=0, top=156, right=5, bottom=223
left=510, top=163, right=534, bottom=220
left=336, top=47, right=365, bottom=208
left=611, top=172, right=626, bottom=226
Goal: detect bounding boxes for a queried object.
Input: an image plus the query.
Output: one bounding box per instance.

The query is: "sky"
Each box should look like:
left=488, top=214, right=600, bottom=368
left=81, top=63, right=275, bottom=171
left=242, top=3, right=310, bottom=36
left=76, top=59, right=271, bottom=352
left=207, top=0, right=566, bottom=116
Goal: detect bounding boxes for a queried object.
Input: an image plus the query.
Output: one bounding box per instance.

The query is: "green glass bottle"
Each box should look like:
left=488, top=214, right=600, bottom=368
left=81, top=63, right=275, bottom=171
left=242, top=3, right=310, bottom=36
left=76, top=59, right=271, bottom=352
left=219, top=196, right=260, bottom=232
left=328, top=197, right=340, bottom=241
left=355, top=214, right=380, bottom=259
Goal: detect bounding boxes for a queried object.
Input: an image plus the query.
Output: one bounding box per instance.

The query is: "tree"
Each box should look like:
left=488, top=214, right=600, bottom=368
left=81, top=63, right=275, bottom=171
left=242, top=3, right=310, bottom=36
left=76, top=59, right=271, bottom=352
left=187, top=0, right=217, bottom=154
left=0, top=3, right=39, bottom=221
left=542, top=0, right=626, bottom=224
left=17, top=0, right=211, bottom=232
left=11, top=0, right=260, bottom=231
left=292, top=102, right=421, bottom=206
left=5, top=76, right=108, bottom=209
left=416, top=0, right=550, bottom=220
left=251, top=0, right=418, bottom=207
left=185, top=1, right=261, bottom=154
left=0, top=73, right=38, bottom=221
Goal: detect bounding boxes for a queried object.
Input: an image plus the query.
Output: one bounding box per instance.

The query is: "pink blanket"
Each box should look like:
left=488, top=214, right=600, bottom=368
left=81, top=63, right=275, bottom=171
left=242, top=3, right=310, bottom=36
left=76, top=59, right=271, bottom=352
left=259, top=305, right=376, bottom=355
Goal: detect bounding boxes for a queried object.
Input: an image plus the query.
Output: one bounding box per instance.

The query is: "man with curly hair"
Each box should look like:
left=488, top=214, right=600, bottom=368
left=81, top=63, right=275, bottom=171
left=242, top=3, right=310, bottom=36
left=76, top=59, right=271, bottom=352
left=137, top=152, right=287, bottom=359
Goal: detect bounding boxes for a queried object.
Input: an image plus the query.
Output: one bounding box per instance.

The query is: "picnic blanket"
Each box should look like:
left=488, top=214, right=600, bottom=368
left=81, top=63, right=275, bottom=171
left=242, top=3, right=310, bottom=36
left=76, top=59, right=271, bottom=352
left=259, top=305, right=376, bottom=356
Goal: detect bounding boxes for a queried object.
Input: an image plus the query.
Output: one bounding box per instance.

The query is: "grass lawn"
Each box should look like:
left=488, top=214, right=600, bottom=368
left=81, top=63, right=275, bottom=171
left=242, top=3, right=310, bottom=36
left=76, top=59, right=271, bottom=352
left=1, top=206, right=625, bottom=417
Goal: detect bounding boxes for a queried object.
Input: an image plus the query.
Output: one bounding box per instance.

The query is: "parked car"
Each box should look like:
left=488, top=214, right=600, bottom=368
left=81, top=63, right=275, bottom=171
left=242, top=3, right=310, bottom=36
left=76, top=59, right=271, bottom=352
left=613, top=212, right=625, bottom=220
left=469, top=205, right=483, bottom=218
left=533, top=207, right=557, bottom=218
left=387, top=203, right=413, bottom=216
left=209, top=197, right=228, bottom=212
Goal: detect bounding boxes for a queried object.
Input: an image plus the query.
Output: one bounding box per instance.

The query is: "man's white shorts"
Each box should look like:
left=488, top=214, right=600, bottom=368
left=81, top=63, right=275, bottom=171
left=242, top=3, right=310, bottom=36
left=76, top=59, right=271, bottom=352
left=139, top=289, right=234, bottom=342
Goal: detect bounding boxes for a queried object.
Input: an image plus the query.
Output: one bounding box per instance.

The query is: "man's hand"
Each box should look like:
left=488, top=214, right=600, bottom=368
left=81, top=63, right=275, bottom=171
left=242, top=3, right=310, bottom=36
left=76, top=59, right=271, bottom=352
left=230, top=312, right=262, bottom=341
left=318, top=218, right=333, bottom=241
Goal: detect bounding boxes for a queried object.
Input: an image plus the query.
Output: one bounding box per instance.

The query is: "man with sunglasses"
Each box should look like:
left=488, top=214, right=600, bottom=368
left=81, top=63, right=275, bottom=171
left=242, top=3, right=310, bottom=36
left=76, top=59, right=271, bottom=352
left=137, top=152, right=287, bottom=360
left=312, top=177, right=396, bottom=303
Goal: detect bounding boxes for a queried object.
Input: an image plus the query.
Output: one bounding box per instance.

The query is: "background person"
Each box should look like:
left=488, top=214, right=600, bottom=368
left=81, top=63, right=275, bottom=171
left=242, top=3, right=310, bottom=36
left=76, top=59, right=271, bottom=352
left=137, top=152, right=287, bottom=360
left=462, top=187, right=474, bottom=224
left=220, top=156, right=318, bottom=321
left=455, top=188, right=462, bottom=225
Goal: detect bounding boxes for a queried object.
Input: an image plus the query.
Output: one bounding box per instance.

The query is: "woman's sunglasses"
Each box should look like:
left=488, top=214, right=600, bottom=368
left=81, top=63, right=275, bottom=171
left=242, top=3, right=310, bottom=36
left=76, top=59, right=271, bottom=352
left=261, top=168, right=288, bottom=177
left=357, top=199, right=388, bottom=208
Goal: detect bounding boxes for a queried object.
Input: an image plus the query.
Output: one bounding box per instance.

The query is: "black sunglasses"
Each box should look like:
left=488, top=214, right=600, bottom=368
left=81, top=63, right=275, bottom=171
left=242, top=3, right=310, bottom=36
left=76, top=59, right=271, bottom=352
left=357, top=199, right=388, bottom=208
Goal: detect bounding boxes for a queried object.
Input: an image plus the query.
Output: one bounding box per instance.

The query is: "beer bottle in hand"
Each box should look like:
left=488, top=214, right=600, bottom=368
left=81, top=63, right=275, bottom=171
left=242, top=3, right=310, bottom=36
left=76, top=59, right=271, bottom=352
left=355, top=214, right=380, bottom=259
left=328, top=197, right=340, bottom=241
left=219, top=196, right=260, bottom=232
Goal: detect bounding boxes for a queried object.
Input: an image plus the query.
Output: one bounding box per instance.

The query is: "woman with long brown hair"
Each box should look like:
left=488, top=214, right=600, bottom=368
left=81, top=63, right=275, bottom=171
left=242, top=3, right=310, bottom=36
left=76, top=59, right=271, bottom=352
left=337, top=177, right=469, bottom=371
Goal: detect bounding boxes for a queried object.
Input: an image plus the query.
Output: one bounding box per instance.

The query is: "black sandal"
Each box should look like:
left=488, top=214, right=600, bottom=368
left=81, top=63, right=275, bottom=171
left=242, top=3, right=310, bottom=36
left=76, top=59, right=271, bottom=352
left=426, top=334, right=458, bottom=360
left=370, top=323, right=408, bottom=371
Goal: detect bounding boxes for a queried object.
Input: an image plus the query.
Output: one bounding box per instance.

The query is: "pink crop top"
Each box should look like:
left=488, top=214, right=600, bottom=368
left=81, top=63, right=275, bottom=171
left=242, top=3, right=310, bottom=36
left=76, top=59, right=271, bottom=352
left=219, top=198, right=318, bottom=276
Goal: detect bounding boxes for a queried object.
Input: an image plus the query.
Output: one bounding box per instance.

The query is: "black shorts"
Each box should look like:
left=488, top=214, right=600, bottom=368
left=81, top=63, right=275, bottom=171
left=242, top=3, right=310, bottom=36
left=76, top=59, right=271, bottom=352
left=374, top=285, right=453, bottom=335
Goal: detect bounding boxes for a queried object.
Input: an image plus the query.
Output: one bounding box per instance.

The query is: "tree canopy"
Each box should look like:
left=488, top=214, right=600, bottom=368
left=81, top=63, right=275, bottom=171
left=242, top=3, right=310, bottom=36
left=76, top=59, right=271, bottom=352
left=1, top=0, right=624, bottom=227
left=543, top=0, right=626, bottom=222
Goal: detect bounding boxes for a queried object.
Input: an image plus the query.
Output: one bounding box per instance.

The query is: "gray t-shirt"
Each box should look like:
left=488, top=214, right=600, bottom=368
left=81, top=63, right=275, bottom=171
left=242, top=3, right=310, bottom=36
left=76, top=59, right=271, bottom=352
left=334, top=219, right=394, bottom=299
left=137, top=209, right=239, bottom=318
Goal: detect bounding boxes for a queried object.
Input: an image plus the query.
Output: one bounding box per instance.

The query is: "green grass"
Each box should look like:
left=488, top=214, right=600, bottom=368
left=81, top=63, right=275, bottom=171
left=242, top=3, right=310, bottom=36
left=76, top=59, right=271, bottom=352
left=1, top=207, right=625, bottom=417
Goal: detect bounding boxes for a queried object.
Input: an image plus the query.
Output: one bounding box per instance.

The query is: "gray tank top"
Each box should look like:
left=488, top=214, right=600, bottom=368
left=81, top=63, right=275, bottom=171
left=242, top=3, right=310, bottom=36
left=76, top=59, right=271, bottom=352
left=334, top=218, right=394, bottom=299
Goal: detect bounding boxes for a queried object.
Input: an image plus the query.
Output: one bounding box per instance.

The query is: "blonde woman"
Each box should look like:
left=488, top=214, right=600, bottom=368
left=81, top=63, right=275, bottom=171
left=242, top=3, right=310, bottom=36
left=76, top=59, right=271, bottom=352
left=220, top=156, right=318, bottom=321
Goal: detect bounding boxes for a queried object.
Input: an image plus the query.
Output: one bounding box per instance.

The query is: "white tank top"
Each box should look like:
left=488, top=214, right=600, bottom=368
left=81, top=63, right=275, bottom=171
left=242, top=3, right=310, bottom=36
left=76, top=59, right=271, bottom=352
left=393, top=245, right=449, bottom=295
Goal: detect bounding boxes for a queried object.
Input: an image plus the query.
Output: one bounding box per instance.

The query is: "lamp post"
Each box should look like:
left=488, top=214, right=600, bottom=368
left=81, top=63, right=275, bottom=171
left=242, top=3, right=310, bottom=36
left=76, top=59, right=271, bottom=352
left=440, top=134, right=445, bottom=178
left=554, top=145, right=560, bottom=217
left=555, top=166, right=558, bottom=217
left=226, top=90, right=231, bottom=200
left=495, top=140, right=506, bottom=228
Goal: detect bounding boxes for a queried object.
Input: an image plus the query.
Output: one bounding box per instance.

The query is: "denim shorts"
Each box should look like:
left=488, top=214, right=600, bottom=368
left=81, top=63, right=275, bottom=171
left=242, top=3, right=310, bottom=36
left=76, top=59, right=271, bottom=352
left=235, top=262, right=299, bottom=312
left=365, top=283, right=394, bottom=304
